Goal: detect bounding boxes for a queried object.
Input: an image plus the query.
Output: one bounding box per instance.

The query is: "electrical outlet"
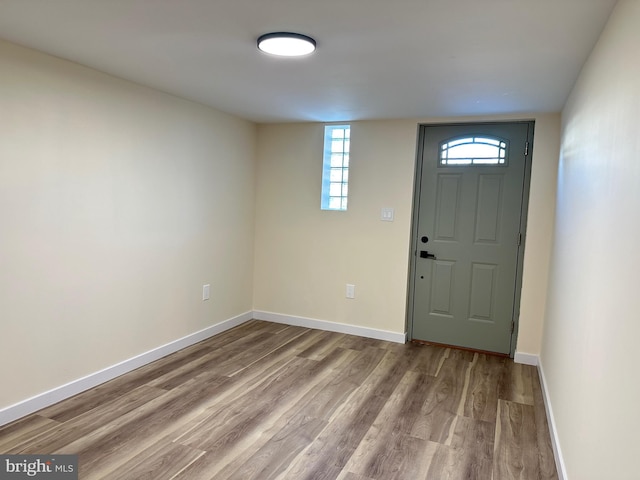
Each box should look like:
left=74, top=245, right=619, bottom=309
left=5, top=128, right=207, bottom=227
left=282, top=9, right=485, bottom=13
left=202, top=284, right=210, bottom=301
left=346, top=284, right=355, bottom=299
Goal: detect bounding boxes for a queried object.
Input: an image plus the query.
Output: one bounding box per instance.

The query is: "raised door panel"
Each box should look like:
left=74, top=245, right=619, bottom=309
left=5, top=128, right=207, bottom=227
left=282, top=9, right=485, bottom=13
left=474, top=174, right=504, bottom=244
left=434, top=174, right=462, bottom=242
left=429, top=261, right=455, bottom=317
left=468, top=263, right=498, bottom=323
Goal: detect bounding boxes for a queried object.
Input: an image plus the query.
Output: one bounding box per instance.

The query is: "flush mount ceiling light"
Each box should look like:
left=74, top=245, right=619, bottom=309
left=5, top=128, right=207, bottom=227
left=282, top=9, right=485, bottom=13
left=257, top=32, right=316, bottom=57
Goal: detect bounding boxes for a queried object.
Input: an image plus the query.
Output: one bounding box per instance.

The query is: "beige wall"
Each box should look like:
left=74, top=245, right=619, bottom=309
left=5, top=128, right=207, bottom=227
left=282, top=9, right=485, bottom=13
left=541, top=1, right=640, bottom=478
left=0, top=40, right=257, bottom=410
left=517, top=115, right=560, bottom=355
left=254, top=113, right=559, bottom=352
left=253, top=121, right=417, bottom=333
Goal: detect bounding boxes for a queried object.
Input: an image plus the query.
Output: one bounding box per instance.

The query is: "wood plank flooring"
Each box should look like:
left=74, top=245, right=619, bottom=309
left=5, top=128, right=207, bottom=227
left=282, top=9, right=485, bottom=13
left=0, top=320, right=558, bottom=479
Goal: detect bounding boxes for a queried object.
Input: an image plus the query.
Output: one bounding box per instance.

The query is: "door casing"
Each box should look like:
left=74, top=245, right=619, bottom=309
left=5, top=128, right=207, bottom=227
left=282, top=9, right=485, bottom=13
left=406, top=120, right=534, bottom=357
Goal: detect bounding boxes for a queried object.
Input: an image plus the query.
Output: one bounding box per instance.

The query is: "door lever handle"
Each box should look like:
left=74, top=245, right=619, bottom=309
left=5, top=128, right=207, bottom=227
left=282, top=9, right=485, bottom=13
left=419, top=251, right=436, bottom=259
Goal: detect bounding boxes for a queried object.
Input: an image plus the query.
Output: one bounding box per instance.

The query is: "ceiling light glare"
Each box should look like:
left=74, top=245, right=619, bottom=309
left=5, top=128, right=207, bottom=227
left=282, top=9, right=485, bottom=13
left=257, top=32, right=316, bottom=57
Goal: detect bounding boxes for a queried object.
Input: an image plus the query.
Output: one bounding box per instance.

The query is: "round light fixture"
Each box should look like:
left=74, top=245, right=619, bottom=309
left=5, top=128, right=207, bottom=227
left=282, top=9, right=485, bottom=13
left=257, top=32, right=316, bottom=57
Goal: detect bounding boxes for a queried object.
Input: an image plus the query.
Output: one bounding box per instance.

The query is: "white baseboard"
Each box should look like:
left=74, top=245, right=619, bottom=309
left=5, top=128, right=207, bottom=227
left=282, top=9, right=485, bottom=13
left=514, top=351, right=539, bottom=366
left=253, top=310, right=407, bottom=344
left=537, top=358, right=568, bottom=480
left=511, top=352, right=567, bottom=479
left=0, top=311, right=253, bottom=427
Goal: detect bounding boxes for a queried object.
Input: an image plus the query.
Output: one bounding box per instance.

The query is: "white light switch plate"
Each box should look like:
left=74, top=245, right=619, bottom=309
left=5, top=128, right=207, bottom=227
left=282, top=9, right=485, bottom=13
left=346, top=284, right=355, bottom=299
left=202, top=284, right=210, bottom=301
left=381, top=207, right=394, bottom=222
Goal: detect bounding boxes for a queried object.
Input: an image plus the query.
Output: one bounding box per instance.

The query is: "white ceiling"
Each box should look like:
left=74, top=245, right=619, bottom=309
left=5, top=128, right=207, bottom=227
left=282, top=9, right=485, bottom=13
left=0, top=0, right=617, bottom=123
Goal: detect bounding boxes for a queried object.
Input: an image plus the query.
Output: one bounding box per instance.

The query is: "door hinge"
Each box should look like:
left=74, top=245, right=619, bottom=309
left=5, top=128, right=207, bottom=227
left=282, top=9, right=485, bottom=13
left=524, top=141, right=529, bottom=156
left=517, top=233, right=522, bottom=246
left=511, top=321, right=515, bottom=334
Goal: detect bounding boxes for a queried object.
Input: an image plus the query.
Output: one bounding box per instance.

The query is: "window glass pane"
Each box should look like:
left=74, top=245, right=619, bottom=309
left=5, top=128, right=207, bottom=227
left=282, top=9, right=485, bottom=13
left=330, top=154, right=344, bottom=167
left=322, top=125, right=350, bottom=210
left=332, top=140, right=346, bottom=153
left=329, top=183, right=342, bottom=196
left=447, top=143, right=499, bottom=159
left=476, top=137, right=500, bottom=146
left=330, top=168, right=343, bottom=182
left=329, top=197, right=342, bottom=209
left=449, top=138, right=468, bottom=147
left=439, top=135, right=508, bottom=167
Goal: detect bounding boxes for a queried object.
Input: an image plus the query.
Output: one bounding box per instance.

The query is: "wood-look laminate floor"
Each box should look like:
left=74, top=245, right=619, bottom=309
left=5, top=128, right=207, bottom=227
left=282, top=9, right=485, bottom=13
left=0, top=321, right=558, bottom=480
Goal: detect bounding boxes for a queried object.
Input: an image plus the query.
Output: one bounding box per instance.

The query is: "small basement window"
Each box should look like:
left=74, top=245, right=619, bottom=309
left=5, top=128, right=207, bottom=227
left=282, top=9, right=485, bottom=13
left=321, top=125, right=350, bottom=210
left=440, top=136, right=508, bottom=166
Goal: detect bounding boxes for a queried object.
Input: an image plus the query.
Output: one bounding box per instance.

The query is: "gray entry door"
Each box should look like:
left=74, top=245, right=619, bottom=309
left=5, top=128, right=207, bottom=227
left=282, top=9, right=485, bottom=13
left=409, top=122, right=532, bottom=354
